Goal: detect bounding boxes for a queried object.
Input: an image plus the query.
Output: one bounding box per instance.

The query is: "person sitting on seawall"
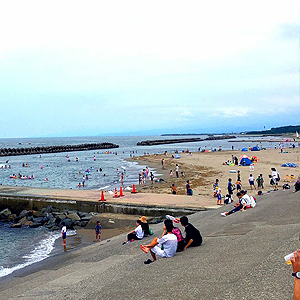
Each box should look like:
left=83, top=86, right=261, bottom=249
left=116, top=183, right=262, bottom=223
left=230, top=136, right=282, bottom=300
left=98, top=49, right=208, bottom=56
left=294, top=177, right=300, bottom=193
left=140, top=216, right=152, bottom=237
left=186, top=180, right=193, bottom=196
left=178, top=216, right=202, bottom=250
left=221, top=192, right=247, bottom=217
left=123, top=219, right=144, bottom=244
left=240, top=190, right=256, bottom=209
left=163, top=219, right=185, bottom=252
left=140, top=222, right=178, bottom=264
left=291, top=249, right=300, bottom=300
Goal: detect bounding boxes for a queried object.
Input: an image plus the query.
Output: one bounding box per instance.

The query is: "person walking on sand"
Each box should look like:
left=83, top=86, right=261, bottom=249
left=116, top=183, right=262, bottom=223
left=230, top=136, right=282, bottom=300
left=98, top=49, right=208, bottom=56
left=94, top=221, right=102, bottom=242
left=175, top=164, right=179, bottom=178
left=61, top=222, right=67, bottom=251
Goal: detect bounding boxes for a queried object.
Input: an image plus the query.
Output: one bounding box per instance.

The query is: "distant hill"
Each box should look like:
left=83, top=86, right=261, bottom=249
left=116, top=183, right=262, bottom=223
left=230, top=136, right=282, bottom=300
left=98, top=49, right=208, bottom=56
left=246, top=125, right=300, bottom=135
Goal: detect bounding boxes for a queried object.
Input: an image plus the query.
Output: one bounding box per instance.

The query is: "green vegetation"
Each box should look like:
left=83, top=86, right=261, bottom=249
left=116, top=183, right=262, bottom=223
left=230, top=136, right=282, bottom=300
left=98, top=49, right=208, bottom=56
left=246, top=125, right=300, bottom=135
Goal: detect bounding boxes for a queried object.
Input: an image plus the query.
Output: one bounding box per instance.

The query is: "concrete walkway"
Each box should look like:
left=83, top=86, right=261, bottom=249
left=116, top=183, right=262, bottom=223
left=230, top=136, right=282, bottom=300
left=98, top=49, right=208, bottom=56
left=0, top=185, right=217, bottom=209
left=0, top=189, right=299, bottom=299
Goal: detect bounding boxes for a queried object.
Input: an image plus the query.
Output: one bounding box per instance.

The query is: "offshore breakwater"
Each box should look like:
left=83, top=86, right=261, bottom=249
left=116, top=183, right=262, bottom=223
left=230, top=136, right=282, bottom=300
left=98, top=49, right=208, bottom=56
left=0, top=142, right=119, bottom=157
left=137, top=135, right=236, bottom=146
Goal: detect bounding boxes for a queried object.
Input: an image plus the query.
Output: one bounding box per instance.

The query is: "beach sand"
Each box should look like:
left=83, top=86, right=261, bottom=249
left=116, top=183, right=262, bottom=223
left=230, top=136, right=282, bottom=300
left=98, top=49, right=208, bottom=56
left=130, top=148, right=300, bottom=199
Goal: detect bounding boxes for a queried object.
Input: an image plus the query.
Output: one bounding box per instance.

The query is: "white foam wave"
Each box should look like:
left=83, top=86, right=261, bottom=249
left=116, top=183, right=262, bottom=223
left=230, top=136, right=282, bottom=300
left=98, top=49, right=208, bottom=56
left=0, top=230, right=76, bottom=278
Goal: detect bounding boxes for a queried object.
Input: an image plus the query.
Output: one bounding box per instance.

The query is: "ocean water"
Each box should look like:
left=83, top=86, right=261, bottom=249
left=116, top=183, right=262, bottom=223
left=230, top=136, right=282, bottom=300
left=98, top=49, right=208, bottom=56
left=0, top=134, right=296, bottom=278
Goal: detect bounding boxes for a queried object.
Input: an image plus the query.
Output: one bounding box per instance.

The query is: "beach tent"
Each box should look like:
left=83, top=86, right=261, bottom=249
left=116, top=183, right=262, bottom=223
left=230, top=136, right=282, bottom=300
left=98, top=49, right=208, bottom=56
left=251, top=156, right=259, bottom=163
left=241, top=148, right=248, bottom=151
left=239, top=155, right=252, bottom=166
left=174, top=154, right=181, bottom=159
left=251, top=146, right=260, bottom=151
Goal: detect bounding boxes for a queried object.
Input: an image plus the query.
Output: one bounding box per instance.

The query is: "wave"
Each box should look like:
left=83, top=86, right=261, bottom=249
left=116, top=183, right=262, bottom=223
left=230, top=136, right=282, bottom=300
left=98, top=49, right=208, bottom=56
left=0, top=230, right=76, bottom=278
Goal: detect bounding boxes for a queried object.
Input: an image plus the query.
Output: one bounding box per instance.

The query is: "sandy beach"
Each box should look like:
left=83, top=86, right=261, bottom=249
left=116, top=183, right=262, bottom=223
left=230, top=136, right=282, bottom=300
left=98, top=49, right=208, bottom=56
left=131, top=148, right=300, bottom=199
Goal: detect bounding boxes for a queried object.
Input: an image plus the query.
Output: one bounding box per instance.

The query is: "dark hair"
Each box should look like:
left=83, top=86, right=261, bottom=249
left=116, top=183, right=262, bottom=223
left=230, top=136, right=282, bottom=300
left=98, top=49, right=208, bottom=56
left=97, top=221, right=100, bottom=224
left=61, top=222, right=65, bottom=226
left=180, top=216, right=189, bottom=226
left=136, top=220, right=142, bottom=225
left=271, top=168, right=276, bottom=171
left=165, top=223, right=173, bottom=233
left=236, top=192, right=242, bottom=197
left=164, top=219, right=173, bottom=227
left=216, top=179, right=219, bottom=182
left=228, top=178, right=232, bottom=181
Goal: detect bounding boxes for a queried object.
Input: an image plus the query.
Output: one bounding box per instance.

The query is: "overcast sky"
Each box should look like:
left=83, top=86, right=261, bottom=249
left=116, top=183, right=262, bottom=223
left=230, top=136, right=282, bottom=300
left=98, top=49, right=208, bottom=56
left=0, top=0, right=299, bottom=138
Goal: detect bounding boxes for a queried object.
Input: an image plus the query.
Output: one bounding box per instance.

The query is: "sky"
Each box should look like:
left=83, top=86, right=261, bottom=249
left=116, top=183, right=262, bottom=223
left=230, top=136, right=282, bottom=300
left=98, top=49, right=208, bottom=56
left=0, top=0, right=299, bottom=138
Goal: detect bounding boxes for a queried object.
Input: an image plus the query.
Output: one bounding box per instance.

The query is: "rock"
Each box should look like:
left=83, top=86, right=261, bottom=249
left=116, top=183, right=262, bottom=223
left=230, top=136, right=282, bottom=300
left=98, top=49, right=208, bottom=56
left=80, top=213, right=93, bottom=221
left=53, top=213, right=66, bottom=220
left=24, top=221, right=33, bottom=226
left=60, top=218, right=73, bottom=229
left=67, top=210, right=77, bottom=215
left=19, top=217, right=28, bottom=225
left=0, top=208, right=11, bottom=218
left=8, top=214, right=17, bottom=221
left=66, top=213, right=80, bottom=221
left=18, top=210, right=29, bottom=218
left=79, top=221, right=89, bottom=227
left=32, top=210, right=44, bottom=217
left=50, top=225, right=59, bottom=231
left=11, top=222, right=22, bottom=228
left=33, top=217, right=44, bottom=224
left=29, top=222, right=42, bottom=228
left=45, top=218, right=56, bottom=229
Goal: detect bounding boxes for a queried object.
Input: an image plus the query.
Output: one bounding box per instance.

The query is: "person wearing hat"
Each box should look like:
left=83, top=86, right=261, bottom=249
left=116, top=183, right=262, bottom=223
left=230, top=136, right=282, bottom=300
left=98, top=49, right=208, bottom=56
left=140, top=216, right=151, bottom=236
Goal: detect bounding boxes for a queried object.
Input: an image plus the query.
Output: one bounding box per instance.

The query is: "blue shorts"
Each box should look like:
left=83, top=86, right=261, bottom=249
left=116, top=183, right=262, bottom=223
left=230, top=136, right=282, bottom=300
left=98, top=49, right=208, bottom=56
left=217, top=194, right=221, bottom=200
left=250, top=181, right=254, bottom=186
left=62, top=233, right=66, bottom=239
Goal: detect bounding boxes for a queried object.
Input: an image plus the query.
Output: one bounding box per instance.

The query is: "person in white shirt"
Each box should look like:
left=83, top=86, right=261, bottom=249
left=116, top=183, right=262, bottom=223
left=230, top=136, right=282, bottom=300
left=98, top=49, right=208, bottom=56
left=271, top=168, right=279, bottom=190
left=140, top=222, right=178, bottom=264
left=221, top=192, right=247, bottom=217
left=61, top=222, right=67, bottom=251
left=123, top=220, right=144, bottom=244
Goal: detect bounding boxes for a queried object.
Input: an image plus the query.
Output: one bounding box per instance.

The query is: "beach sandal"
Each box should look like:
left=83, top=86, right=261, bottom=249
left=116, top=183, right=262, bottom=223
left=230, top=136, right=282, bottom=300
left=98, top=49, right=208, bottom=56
left=144, top=259, right=153, bottom=264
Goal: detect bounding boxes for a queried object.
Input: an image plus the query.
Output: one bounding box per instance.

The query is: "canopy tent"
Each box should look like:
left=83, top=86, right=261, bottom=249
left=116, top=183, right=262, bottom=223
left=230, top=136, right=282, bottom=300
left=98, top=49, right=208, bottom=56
left=239, top=155, right=252, bottom=166
left=251, top=146, right=260, bottom=151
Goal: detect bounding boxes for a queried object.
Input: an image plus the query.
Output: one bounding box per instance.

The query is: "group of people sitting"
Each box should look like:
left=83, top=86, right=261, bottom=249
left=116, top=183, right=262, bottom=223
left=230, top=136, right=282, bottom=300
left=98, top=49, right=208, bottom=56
left=221, top=189, right=256, bottom=217
left=124, top=216, right=202, bottom=264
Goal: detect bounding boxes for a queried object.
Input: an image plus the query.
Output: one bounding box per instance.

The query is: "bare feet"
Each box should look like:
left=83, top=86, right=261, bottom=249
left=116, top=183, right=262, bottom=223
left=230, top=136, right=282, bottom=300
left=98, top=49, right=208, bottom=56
left=140, top=245, right=150, bottom=253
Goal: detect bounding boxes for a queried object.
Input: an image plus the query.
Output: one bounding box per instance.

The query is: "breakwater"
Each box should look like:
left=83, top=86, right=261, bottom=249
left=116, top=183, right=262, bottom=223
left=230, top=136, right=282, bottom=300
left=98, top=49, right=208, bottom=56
left=0, top=143, right=119, bottom=157
left=137, top=135, right=236, bottom=146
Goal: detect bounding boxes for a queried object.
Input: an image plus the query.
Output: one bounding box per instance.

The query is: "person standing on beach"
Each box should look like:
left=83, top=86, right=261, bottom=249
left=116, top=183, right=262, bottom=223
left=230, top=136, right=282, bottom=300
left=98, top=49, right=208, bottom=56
left=237, top=170, right=241, bottom=182
left=271, top=168, right=279, bottom=190
left=61, top=222, right=67, bottom=251
left=260, top=174, right=264, bottom=189
left=161, top=158, right=165, bottom=169
left=175, top=164, right=179, bottom=178
left=94, top=221, right=102, bottom=242
left=249, top=174, right=255, bottom=190
left=186, top=180, right=193, bottom=196
left=150, top=172, right=154, bottom=184
left=227, top=178, right=234, bottom=195
left=256, top=175, right=262, bottom=191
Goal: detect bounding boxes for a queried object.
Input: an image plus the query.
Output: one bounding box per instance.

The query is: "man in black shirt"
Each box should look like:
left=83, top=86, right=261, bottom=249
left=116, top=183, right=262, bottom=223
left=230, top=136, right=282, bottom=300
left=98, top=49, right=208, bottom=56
left=180, top=216, right=202, bottom=250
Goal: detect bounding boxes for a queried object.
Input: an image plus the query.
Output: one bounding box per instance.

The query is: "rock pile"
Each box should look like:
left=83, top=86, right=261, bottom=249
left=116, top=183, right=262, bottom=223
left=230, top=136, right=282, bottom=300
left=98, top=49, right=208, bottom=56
left=0, top=206, right=94, bottom=230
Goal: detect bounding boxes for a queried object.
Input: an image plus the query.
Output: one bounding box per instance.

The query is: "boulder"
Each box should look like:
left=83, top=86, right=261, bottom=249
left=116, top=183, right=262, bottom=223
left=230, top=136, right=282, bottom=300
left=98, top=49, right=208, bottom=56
left=79, top=221, right=89, bottom=227
left=8, top=214, right=17, bottom=221
left=19, top=217, right=28, bottom=225
left=80, top=213, right=93, bottom=221
left=53, top=213, right=66, bottom=220
left=24, top=221, right=33, bottom=226
left=11, top=222, right=22, bottom=228
left=0, top=208, right=11, bottom=218
left=18, top=210, right=29, bottom=218
left=29, top=222, right=42, bottom=228
left=66, top=213, right=80, bottom=221
left=60, top=218, right=73, bottom=229
left=33, top=217, right=44, bottom=224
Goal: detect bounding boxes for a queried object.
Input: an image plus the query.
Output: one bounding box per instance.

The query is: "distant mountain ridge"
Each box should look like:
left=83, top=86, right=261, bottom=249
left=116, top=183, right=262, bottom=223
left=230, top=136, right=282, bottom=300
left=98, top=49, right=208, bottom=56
left=246, top=125, right=300, bottom=135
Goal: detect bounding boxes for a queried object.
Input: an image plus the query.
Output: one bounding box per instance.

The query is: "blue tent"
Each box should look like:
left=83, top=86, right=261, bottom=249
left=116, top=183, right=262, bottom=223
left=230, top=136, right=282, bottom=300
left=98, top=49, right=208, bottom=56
left=241, top=148, right=248, bottom=151
left=251, top=146, right=260, bottom=151
left=240, top=157, right=252, bottom=166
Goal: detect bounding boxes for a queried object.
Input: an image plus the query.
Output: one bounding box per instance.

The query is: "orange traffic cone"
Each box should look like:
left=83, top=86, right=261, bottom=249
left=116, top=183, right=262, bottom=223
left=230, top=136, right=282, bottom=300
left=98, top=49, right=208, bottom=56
left=113, top=188, right=119, bottom=198
left=100, top=190, right=106, bottom=201
left=131, top=184, right=137, bottom=194
left=119, top=187, right=124, bottom=197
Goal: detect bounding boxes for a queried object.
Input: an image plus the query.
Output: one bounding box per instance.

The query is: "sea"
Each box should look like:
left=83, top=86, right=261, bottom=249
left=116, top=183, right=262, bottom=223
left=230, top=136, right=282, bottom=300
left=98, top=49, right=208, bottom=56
left=0, top=134, right=296, bottom=278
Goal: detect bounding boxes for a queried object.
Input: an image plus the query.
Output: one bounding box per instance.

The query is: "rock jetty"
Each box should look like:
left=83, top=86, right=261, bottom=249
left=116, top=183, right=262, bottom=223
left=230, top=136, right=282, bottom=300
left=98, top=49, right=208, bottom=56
left=0, top=142, right=119, bottom=157
left=137, top=135, right=236, bottom=146
left=0, top=206, right=93, bottom=230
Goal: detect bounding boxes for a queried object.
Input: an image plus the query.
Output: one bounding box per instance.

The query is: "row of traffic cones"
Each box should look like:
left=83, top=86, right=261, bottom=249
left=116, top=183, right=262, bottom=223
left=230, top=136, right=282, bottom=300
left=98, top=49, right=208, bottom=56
left=100, top=184, right=137, bottom=201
